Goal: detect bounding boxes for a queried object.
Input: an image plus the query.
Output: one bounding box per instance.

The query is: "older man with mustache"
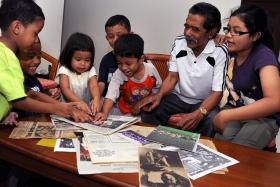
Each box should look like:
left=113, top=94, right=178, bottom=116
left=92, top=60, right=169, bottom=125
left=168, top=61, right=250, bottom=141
left=140, top=2, right=228, bottom=137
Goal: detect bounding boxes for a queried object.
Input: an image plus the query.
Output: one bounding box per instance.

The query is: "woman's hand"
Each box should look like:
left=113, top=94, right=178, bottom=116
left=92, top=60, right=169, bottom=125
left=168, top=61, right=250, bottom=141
left=213, top=110, right=230, bottom=133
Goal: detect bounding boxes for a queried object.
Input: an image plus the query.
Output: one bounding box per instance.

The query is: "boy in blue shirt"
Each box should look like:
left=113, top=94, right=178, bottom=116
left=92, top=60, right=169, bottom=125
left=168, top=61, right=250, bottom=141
left=98, top=15, right=131, bottom=97
left=0, top=0, right=92, bottom=124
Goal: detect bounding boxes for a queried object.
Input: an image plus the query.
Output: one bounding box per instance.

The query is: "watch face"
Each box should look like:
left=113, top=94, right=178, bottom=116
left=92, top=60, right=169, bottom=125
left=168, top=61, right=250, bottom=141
left=200, top=107, right=207, bottom=115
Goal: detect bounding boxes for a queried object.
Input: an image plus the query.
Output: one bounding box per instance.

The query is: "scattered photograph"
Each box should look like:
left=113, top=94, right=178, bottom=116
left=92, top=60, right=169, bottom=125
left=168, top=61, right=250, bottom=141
left=119, top=130, right=150, bottom=145
left=147, top=125, right=200, bottom=152
left=51, top=118, right=82, bottom=130
left=54, top=138, right=76, bottom=152
left=138, top=147, right=192, bottom=187
left=52, top=115, right=139, bottom=135
left=161, top=143, right=239, bottom=179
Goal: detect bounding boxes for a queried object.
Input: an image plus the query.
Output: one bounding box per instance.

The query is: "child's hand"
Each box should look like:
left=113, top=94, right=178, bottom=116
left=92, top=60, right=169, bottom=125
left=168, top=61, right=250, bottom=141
left=49, top=88, right=61, bottom=100
left=71, top=101, right=91, bottom=114
left=94, top=112, right=107, bottom=122
left=1, top=112, right=18, bottom=126
left=54, top=103, right=93, bottom=122
left=90, top=99, right=100, bottom=116
left=71, top=108, right=94, bottom=122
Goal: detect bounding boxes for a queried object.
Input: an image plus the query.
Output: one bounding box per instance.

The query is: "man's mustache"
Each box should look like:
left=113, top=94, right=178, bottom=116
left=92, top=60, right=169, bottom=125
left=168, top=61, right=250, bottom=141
left=185, top=35, right=197, bottom=43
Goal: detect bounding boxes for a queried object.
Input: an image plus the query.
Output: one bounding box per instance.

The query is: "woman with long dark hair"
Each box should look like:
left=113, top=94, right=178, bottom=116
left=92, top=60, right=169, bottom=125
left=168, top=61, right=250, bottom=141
left=214, top=4, right=280, bottom=149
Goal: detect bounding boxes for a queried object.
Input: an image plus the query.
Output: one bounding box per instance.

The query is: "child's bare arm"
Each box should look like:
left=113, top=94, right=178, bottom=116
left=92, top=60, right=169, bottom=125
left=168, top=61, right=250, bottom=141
left=27, top=90, right=59, bottom=104
left=98, top=82, right=105, bottom=97
left=94, top=98, right=114, bottom=121
left=12, top=97, right=93, bottom=122
left=88, top=76, right=100, bottom=115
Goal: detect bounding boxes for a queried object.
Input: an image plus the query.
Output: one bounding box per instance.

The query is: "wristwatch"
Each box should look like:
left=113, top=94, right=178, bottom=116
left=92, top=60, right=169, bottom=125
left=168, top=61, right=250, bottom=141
left=199, top=107, right=208, bottom=116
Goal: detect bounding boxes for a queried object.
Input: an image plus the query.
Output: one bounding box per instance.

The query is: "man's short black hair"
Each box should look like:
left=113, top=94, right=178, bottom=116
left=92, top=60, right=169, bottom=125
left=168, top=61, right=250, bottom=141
left=105, top=15, right=131, bottom=32
left=114, top=33, right=144, bottom=59
left=189, top=2, right=221, bottom=33
left=0, top=0, right=45, bottom=31
left=59, top=32, right=95, bottom=72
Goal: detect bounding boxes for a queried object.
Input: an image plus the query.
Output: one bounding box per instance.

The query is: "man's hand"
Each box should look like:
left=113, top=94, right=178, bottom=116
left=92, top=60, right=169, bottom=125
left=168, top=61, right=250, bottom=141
left=168, top=110, right=203, bottom=131
left=138, top=93, right=162, bottom=112
left=131, top=102, right=141, bottom=116
left=168, top=113, right=185, bottom=128
left=131, top=98, right=149, bottom=116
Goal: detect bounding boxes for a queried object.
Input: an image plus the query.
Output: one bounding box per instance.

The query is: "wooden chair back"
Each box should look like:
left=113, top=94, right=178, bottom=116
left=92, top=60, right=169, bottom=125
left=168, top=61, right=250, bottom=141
left=144, top=53, right=170, bottom=80
left=41, top=51, right=59, bottom=80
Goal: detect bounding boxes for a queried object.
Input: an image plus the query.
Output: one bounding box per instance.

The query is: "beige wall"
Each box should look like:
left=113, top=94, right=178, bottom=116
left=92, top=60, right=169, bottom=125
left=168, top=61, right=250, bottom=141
left=62, top=0, right=241, bottom=72
left=36, top=0, right=64, bottom=74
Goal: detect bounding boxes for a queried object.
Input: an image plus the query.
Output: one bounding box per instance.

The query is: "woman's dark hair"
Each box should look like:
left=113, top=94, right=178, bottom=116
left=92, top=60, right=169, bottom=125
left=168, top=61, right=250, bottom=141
left=231, top=4, right=274, bottom=51
left=114, top=33, right=144, bottom=59
left=189, top=2, right=221, bottom=35
left=59, top=32, right=95, bottom=72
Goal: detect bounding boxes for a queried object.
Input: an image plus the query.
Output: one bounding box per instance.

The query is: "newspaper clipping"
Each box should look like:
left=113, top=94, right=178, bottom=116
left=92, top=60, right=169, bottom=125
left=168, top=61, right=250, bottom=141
left=74, top=132, right=138, bottom=174
left=9, top=121, right=75, bottom=139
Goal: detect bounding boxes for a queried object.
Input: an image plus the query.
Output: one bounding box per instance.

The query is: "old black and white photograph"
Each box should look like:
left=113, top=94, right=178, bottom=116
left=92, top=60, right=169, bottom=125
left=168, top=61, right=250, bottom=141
left=178, top=143, right=239, bottom=179
left=138, top=147, right=192, bottom=187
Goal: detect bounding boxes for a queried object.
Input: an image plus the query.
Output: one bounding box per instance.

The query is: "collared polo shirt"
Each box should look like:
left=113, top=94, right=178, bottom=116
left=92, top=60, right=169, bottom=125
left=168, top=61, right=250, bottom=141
left=169, top=35, right=228, bottom=104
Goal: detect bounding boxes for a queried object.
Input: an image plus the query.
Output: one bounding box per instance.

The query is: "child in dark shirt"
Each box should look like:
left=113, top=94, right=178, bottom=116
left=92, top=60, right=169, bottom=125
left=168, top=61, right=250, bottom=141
left=98, top=15, right=131, bottom=97
left=19, top=39, right=60, bottom=99
left=15, top=40, right=62, bottom=117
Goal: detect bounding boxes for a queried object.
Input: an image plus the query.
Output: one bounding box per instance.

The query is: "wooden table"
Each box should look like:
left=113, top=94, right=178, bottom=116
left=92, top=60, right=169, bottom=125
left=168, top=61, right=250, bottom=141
left=1, top=118, right=280, bottom=187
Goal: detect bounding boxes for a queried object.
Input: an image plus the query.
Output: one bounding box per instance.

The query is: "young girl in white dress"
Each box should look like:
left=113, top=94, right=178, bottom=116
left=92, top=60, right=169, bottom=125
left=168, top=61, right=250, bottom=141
left=56, top=32, right=100, bottom=115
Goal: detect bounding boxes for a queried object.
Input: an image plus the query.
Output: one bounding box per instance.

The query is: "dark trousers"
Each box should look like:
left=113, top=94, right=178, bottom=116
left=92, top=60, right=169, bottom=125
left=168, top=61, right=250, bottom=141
left=141, top=93, right=218, bottom=137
